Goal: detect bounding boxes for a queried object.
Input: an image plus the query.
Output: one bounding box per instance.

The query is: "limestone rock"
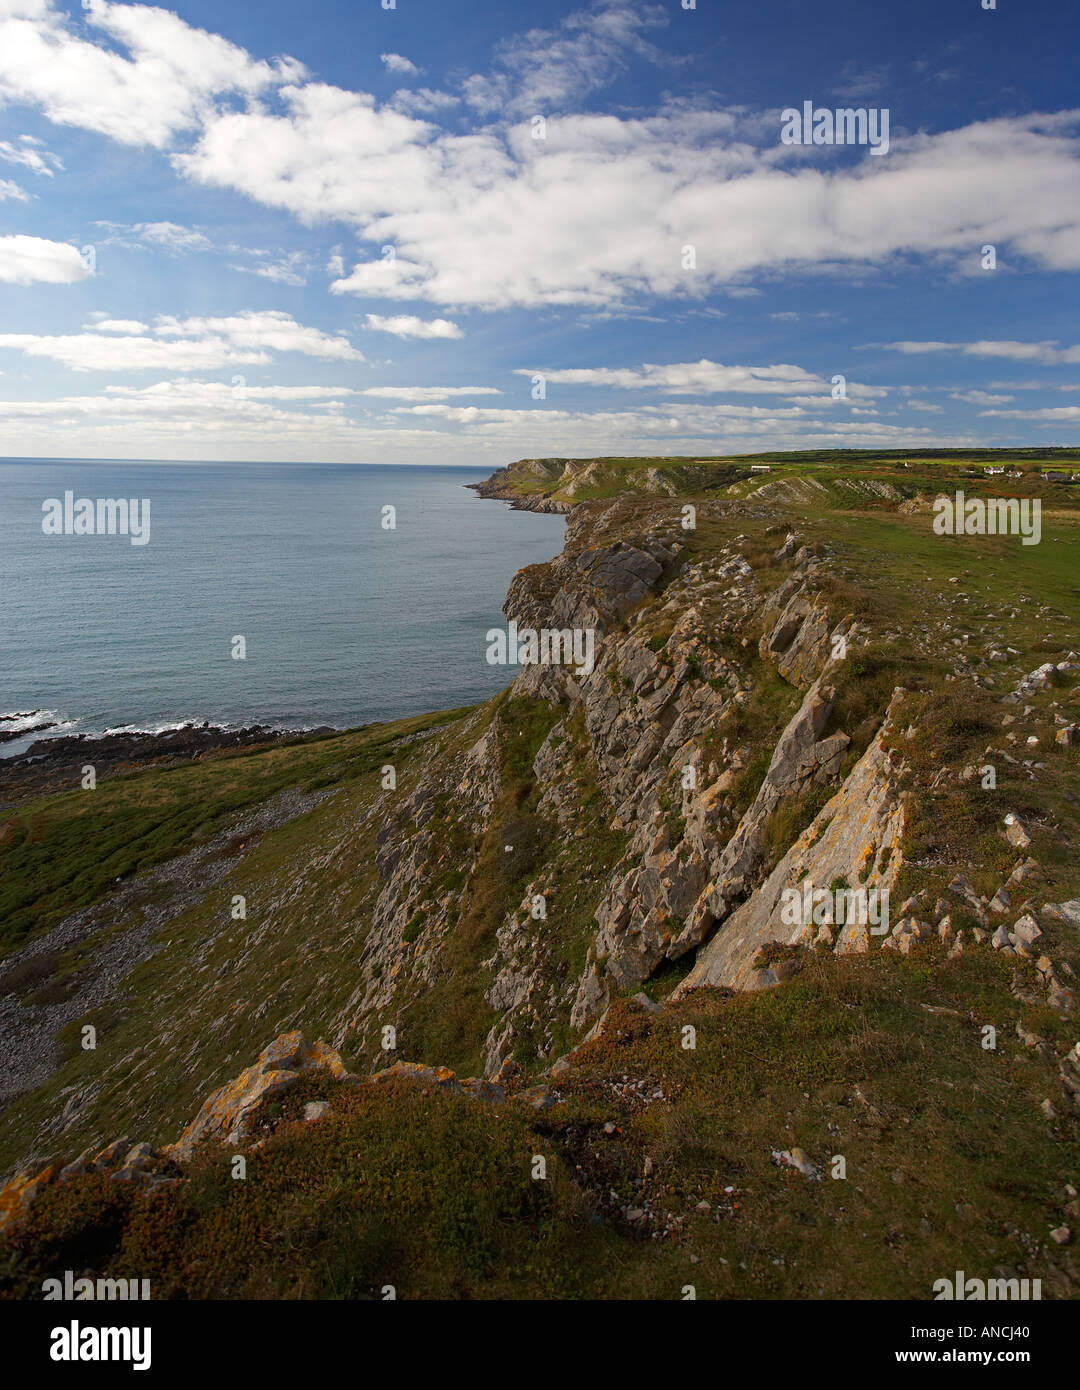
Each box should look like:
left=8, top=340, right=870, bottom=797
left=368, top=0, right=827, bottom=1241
left=1043, top=901, right=1080, bottom=930
left=0, top=1159, right=63, bottom=1233
left=1003, top=813, right=1032, bottom=850
left=673, top=703, right=905, bottom=996
left=371, top=1060, right=505, bottom=1103
left=772, top=1146, right=822, bottom=1180
left=164, top=1032, right=351, bottom=1162
left=1011, top=914, right=1043, bottom=950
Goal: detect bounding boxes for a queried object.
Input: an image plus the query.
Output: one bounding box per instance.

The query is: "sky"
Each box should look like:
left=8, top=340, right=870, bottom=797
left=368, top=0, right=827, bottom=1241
left=0, top=0, right=1078, bottom=465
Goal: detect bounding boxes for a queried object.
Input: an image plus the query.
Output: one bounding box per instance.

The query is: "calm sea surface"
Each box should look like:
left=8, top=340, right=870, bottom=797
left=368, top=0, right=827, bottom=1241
left=0, top=461, right=565, bottom=756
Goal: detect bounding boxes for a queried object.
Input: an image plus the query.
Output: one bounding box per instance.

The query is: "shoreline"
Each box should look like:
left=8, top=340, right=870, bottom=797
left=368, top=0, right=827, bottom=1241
left=0, top=721, right=338, bottom=810
left=465, top=475, right=572, bottom=514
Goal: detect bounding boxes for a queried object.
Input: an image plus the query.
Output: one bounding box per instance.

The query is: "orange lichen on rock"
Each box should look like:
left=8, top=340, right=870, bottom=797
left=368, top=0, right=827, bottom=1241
left=164, top=1031, right=352, bottom=1162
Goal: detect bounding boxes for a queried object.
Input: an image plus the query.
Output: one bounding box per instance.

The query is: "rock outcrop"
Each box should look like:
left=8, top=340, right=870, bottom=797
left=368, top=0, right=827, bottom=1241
left=673, top=699, right=906, bottom=995
left=0, top=1033, right=543, bottom=1233
left=466, top=503, right=885, bottom=1048
left=164, top=1031, right=351, bottom=1161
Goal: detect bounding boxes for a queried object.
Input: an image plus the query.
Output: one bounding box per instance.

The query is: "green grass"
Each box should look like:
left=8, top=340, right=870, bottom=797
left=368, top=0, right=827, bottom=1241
left=0, top=709, right=467, bottom=955
left=491, top=448, right=1080, bottom=508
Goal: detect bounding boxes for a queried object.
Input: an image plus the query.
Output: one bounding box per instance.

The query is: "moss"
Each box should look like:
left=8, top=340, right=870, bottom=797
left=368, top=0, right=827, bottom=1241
left=729, top=751, right=772, bottom=815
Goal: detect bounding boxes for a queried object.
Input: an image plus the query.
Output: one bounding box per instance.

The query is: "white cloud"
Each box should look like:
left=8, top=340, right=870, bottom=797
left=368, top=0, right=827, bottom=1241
left=463, top=0, right=671, bottom=116
left=0, top=309, right=364, bottom=370
left=877, top=339, right=1080, bottom=365
left=390, top=87, right=460, bottom=116
left=0, top=134, right=61, bottom=175
left=980, top=405, right=1080, bottom=421
left=84, top=318, right=149, bottom=334
left=0, top=0, right=304, bottom=147
left=100, top=379, right=357, bottom=404
left=154, top=310, right=364, bottom=360
left=177, top=94, right=1080, bottom=312
left=380, top=53, right=421, bottom=77
left=95, top=220, right=213, bottom=253
left=0, top=177, right=28, bottom=201
left=363, top=313, right=463, bottom=339
left=0, top=378, right=358, bottom=417
left=132, top=220, right=212, bottom=252
left=0, top=375, right=376, bottom=459
left=230, top=251, right=310, bottom=286
left=4, top=7, right=1078, bottom=313
left=0, top=233, right=91, bottom=285
left=0, top=331, right=266, bottom=372
left=0, top=2, right=1074, bottom=464
left=375, top=398, right=969, bottom=457
left=513, top=358, right=881, bottom=398
left=330, top=253, right=431, bottom=299
left=949, top=389, right=1014, bottom=405
left=0, top=374, right=975, bottom=464
left=360, top=386, right=501, bottom=400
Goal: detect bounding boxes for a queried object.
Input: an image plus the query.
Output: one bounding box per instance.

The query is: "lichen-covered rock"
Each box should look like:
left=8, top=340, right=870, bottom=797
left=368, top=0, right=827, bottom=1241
left=371, top=1060, right=504, bottom=1102
left=672, top=700, right=906, bottom=996
left=164, top=1032, right=351, bottom=1161
left=0, top=1134, right=178, bottom=1232
left=577, top=672, right=856, bottom=1020
left=0, top=1159, right=63, bottom=1233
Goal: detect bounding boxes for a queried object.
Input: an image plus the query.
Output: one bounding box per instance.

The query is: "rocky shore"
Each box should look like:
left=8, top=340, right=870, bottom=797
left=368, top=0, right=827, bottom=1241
left=0, top=720, right=336, bottom=811
left=0, top=713, right=59, bottom=744
left=466, top=466, right=572, bottom=513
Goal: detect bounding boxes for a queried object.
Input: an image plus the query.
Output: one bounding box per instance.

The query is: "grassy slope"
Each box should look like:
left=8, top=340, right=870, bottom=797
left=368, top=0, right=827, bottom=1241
left=0, top=711, right=469, bottom=1173
left=0, top=711, right=466, bottom=956
left=2, top=949, right=1077, bottom=1300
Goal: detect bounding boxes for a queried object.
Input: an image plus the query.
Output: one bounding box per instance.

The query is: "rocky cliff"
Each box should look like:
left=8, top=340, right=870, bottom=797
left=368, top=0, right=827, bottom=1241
left=327, top=493, right=904, bottom=1079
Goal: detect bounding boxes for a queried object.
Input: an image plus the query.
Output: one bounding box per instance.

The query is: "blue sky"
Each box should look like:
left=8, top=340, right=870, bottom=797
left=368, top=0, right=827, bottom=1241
left=0, top=0, right=1078, bottom=463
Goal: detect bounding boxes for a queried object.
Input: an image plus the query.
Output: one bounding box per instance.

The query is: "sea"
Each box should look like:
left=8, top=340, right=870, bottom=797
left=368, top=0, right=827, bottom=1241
left=0, top=460, right=566, bottom=757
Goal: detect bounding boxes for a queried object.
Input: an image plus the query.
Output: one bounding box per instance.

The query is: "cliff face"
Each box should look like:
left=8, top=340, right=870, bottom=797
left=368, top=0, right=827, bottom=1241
left=328, top=492, right=907, bottom=1078
left=500, top=510, right=905, bottom=1048
left=674, top=722, right=906, bottom=994
left=323, top=471, right=1077, bottom=1085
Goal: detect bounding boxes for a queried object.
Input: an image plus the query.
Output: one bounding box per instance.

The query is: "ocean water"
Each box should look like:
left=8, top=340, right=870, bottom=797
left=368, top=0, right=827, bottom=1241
left=0, top=461, right=565, bottom=756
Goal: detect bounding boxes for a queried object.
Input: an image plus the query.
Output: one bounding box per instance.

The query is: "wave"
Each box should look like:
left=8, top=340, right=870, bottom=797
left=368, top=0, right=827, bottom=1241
left=0, top=709, right=75, bottom=734
left=98, top=718, right=230, bottom=737
left=1, top=711, right=338, bottom=761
